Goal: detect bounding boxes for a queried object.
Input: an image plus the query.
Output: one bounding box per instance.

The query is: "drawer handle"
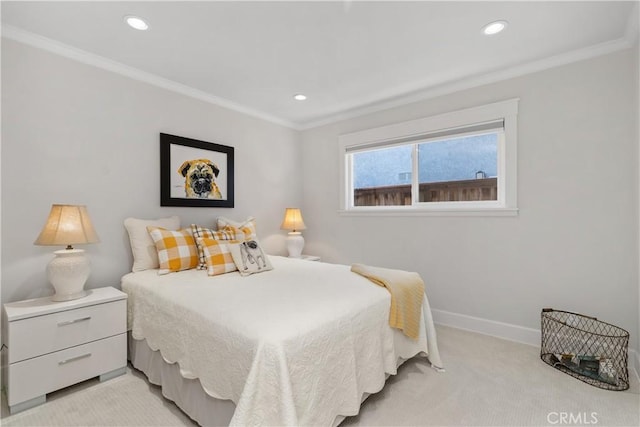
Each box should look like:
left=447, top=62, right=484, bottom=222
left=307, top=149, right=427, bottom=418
left=57, top=316, right=91, bottom=327
left=59, top=353, right=92, bottom=365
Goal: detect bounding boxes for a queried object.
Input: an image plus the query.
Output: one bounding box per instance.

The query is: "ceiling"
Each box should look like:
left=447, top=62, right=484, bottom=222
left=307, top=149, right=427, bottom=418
left=2, top=1, right=638, bottom=129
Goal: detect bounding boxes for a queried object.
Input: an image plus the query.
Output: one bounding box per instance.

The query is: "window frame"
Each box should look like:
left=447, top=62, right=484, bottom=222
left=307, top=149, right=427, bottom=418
left=338, top=99, right=519, bottom=216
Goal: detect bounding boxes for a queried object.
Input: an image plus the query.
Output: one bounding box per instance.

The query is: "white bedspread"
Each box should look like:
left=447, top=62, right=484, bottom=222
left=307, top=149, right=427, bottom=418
left=122, top=256, right=442, bottom=426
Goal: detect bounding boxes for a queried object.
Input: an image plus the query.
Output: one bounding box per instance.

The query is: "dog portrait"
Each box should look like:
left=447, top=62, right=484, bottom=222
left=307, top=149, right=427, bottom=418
left=239, top=240, right=268, bottom=271
left=161, top=133, right=234, bottom=208
left=178, top=158, right=222, bottom=199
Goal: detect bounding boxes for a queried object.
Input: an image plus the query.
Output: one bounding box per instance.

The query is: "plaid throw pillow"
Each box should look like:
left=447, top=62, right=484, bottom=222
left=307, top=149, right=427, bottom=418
left=216, top=217, right=257, bottom=241
left=197, top=237, right=239, bottom=276
left=147, top=227, right=198, bottom=275
left=191, top=224, right=235, bottom=269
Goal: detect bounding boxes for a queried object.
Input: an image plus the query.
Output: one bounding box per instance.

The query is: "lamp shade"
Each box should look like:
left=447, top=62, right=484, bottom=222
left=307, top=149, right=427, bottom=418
left=280, top=208, right=306, bottom=232
left=34, top=204, right=100, bottom=247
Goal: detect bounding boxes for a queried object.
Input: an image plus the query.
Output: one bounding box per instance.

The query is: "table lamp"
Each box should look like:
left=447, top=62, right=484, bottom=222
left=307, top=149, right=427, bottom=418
left=34, top=204, right=100, bottom=301
left=280, top=208, right=306, bottom=258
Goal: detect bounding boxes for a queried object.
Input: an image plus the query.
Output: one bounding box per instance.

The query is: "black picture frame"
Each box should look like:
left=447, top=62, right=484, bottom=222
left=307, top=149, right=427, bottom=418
left=160, top=133, right=234, bottom=208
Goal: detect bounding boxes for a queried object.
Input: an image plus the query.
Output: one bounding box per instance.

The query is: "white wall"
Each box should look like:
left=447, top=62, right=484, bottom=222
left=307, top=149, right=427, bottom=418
left=301, top=49, right=639, bottom=348
left=1, top=39, right=301, bottom=303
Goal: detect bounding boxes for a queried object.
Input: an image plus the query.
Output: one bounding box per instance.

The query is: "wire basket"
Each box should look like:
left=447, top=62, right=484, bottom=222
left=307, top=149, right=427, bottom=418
left=540, top=308, right=629, bottom=391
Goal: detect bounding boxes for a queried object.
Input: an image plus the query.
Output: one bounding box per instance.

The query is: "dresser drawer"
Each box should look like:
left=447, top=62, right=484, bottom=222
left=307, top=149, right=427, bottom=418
left=8, top=299, right=126, bottom=363
left=7, top=333, right=126, bottom=406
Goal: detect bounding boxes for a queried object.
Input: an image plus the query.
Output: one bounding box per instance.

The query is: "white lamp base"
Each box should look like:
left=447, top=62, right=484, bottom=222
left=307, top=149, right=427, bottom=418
left=286, top=232, right=305, bottom=258
left=48, top=249, right=90, bottom=302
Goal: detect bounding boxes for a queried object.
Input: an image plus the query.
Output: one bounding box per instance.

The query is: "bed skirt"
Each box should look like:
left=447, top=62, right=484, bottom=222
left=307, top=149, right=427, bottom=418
left=129, top=333, right=235, bottom=426
left=128, top=333, right=414, bottom=426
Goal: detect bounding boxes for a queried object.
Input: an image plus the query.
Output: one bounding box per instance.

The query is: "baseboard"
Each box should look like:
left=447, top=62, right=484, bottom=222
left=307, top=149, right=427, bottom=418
left=431, top=308, right=541, bottom=347
left=431, top=308, right=640, bottom=379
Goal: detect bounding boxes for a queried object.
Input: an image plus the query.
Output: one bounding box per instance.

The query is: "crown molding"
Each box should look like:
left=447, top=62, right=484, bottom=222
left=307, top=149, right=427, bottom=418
left=298, top=35, right=635, bottom=130
left=1, top=25, right=299, bottom=130
left=2, top=24, right=635, bottom=132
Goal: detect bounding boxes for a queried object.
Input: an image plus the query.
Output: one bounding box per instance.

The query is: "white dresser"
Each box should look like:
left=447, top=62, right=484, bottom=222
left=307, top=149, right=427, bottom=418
left=2, top=287, right=127, bottom=414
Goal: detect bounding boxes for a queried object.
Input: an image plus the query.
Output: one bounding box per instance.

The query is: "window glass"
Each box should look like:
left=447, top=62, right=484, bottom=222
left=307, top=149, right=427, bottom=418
left=349, top=132, right=501, bottom=207
left=352, top=145, right=412, bottom=206
left=418, top=133, right=498, bottom=203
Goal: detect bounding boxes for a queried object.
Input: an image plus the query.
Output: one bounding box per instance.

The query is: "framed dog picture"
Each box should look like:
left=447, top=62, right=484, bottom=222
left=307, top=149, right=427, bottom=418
left=160, top=133, right=234, bottom=207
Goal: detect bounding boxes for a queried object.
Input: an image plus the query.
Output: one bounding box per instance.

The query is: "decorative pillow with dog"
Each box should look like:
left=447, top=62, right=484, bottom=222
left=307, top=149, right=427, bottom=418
left=216, top=216, right=257, bottom=240
left=124, top=216, right=180, bottom=272
left=147, top=227, right=199, bottom=275
left=191, top=224, right=236, bottom=270
left=228, top=239, right=273, bottom=276
left=197, top=237, right=239, bottom=276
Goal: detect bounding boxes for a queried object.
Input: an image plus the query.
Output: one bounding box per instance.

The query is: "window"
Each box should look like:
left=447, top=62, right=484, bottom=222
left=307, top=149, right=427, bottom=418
left=339, top=99, right=518, bottom=215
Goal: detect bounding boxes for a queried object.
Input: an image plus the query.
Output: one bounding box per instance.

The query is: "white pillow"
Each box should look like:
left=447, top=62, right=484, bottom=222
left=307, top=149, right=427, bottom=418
left=216, top=216, right=255, bottom=229
left=229, top=239, right=273, bottom=276
left=124, top=216, right=180, bottom=272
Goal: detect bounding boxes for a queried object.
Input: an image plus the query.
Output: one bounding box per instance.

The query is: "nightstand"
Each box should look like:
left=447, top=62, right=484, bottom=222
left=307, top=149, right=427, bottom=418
left=301, top=255, right=321, bottom=262
left=2, top=287, right=127, bottom=414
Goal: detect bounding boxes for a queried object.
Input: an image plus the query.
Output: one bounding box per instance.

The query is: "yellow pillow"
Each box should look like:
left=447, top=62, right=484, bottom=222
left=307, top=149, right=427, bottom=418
left=191, top=224, right=235, bottom=269
left=217, top=216, right=257, bottom=241
left=197, top=237, right=239, bottom=276
left=147, top=227, right=198, bottom=275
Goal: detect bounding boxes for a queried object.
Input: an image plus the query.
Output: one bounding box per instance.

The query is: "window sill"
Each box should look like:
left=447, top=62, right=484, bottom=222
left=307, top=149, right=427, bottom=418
left=338, top=207, right=519, bottom=217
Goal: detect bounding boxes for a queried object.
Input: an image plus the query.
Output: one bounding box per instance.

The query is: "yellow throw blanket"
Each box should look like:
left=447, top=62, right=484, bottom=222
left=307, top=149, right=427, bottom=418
left=351, top=263, right=424, bottom=340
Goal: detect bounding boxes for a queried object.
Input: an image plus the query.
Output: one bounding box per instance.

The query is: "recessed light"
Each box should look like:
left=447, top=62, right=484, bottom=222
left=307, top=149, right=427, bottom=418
left=125, top=15, right=149, bottom=31
left=293, top=94, right=307, bottom=101
left=482, top=20, right=508, bottom=36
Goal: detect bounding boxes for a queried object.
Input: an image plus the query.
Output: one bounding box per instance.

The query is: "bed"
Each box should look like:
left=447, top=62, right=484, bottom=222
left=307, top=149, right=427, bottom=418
left=122, top=255, right=442, bottom=426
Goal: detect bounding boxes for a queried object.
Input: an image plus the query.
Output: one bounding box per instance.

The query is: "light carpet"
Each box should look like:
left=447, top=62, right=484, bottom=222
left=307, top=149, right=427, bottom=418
left=1, top=325, right=638, bottom=426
